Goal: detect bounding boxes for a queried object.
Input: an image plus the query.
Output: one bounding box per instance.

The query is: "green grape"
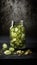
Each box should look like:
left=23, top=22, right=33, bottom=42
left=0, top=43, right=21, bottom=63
left=17, top=34, right=21, bottom=39
left=17, top=30, right=21, bottom=35
left=4, top=50, right=11, bottom=55
left=15, top=41, right=20, bottom=46
left=10, top=27, right=15, bottom=32
left=15, top=38, right=22, bottom=46
left=12, top=38, right=16, bottom=42
left=10, top=32, right=17, bottom=38
left=2, top=43, right=8, bottom=50
left=14, top=27, right=18, bottom=32
left=9, top=47, right=15, bottom=52
left=10, top=43, right=14, bottom=47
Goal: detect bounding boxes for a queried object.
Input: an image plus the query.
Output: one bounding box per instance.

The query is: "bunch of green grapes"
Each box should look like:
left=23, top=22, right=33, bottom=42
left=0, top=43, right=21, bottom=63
left=10, top=23, right=25, bottom=48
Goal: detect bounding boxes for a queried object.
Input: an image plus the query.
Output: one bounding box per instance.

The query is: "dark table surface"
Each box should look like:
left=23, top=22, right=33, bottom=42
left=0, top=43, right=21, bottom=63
left=0, top=36, right=37, bottom=59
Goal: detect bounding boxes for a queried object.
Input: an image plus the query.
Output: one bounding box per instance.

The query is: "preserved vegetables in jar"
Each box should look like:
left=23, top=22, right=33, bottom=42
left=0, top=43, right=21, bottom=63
left=10, top=20, right=26, bottom=49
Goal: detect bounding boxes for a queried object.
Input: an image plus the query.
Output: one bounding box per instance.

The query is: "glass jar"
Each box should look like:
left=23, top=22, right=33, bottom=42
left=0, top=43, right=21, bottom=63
left=10, top=20, right=26, bottom=49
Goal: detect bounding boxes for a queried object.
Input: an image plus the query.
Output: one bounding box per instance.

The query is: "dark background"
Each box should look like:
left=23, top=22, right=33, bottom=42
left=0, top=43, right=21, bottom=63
left=0, top=0, right=37, bottom=37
